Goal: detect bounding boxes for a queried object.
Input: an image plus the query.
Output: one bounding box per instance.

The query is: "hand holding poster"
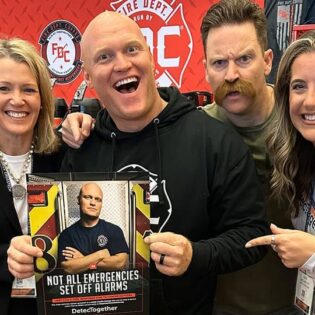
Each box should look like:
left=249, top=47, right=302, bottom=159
left=27, top=172, right=150, bottom=315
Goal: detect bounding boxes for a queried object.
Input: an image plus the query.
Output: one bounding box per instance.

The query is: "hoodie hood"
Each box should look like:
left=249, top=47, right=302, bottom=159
left=94, top=86, right=196, bottom=140
left=93, top=86, right=196, bottom=203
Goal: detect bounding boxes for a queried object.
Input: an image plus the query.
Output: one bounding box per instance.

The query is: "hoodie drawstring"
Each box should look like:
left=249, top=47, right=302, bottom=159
left=110, top=132, right=117, bottom=174
left=109, top=121, right=164, bottom=204
left=153, top=118, right=164, bottom=204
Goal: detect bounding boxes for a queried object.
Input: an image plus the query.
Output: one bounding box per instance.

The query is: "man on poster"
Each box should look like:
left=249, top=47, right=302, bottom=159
left=58, top=182, right=129, bottom=274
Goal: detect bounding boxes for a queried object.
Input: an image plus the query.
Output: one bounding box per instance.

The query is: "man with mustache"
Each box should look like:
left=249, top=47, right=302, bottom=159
left=202, top=0, right=273, bottom=185
left=201, top=0, right=299, bottom=314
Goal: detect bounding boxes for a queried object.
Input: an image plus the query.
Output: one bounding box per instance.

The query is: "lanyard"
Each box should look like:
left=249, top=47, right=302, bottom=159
left=304, top=183, right=315, bottom=232
left=0, top=162, right=13, bottom=192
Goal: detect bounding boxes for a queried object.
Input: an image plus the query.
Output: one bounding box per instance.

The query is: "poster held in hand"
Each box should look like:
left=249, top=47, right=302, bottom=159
left=27, top=172, right=150, bottom=315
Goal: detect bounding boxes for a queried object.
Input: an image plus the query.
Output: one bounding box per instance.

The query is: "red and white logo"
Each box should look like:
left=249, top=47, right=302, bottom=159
left=39, top=20, right=82, bottom=85
left=110, top=0, right=193, bottom=88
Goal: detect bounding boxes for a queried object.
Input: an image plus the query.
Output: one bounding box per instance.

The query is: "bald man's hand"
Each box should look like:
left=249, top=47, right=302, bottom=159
left=144, top=232, right=193, bottom=276
left=246, top=223, right=315, bottom=268
left=61, top=112, right=94, bottom=148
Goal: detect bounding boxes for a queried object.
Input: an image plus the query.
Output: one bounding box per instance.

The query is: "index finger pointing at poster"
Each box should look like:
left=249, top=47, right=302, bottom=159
left=245, top=235, right=275, bottom=248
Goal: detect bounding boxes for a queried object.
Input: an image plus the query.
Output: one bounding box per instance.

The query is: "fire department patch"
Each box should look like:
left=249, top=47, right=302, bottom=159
left=97, top=235, right=109, bottom=247
left=39, top=20, right=82, bottom=85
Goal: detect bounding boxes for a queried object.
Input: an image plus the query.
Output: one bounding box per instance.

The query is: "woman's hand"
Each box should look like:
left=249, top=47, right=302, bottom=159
left=246, top=223, right=315, bottom=268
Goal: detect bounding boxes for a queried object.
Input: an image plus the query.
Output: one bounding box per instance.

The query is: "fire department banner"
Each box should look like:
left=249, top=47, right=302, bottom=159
left=0, top=0, right=264, bottom=105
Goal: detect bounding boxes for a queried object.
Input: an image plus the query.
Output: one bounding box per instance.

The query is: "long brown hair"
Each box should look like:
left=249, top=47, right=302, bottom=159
left=267, top=32, right=315, bottom=214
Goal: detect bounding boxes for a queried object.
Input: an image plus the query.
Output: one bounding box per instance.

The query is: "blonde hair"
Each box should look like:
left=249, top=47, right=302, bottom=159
left=268, top=32, right=315, bottom=214
left=0, top=38, right=59, bottom=153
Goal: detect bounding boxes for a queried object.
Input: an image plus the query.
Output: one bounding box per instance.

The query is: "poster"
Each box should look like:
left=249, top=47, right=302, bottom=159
left=27, top=172, right=150, bottom=315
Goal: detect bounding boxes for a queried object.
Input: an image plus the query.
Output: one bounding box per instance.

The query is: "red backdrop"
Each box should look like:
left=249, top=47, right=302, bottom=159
left=0, top=0, right=263, bottom=106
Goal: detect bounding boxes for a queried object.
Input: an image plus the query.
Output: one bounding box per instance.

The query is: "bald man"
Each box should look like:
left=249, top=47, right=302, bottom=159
left=58, top=182, right=129, bottom=274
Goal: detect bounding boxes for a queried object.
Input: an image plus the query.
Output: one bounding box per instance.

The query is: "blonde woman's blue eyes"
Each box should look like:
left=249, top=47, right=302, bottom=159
left=0, top=86, right=38, bottom=93
left=24, top=88, right=38, bottom=93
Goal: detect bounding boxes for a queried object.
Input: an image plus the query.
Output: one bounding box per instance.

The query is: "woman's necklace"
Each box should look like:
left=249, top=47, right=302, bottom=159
left=0, top=144, right=34, bottom=199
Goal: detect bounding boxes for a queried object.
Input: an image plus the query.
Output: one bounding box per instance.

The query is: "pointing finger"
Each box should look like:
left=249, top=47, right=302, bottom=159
left=245, top=235, right=275, bottom=248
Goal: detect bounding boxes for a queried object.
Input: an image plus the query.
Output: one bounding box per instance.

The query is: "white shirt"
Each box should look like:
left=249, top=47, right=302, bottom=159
left=3, top=152, right=32, bottom=235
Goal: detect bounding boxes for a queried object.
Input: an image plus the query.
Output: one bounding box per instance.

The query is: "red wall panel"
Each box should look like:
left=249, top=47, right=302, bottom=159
left=0, top=0, right=263, bottom=105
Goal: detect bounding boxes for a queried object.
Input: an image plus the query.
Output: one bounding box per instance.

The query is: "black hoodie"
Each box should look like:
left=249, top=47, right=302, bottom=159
left=61, top=87, right=267, bottom=314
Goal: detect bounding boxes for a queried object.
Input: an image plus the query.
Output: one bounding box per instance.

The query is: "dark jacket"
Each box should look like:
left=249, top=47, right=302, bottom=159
left=61, top=87, right=268, bottom=314
left=0, top=149, right=64, bottom=315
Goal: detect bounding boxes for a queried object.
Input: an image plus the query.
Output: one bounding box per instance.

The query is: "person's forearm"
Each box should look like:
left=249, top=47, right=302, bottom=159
left=97, top=253, right=129, bottom=271
left=61, top=250, right=108, bottom=274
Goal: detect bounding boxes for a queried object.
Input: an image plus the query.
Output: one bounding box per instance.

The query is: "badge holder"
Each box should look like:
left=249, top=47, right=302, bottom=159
left=295, top=269, right=315, bottom=314
left=11, top=275, right=36, bottom=298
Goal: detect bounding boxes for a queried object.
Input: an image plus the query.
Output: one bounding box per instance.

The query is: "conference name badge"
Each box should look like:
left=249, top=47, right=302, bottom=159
left=11, top=275, right=36, bottom=298
left=295, top=269, right=315, bottom=315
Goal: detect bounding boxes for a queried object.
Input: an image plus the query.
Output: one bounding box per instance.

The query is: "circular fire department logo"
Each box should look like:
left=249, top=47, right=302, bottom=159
left=39, top=20, right=82, bottom=84
left=97, top=235, right=109, bottom=247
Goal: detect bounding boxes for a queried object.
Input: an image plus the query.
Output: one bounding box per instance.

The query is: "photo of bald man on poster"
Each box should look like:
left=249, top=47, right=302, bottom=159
left=58, top=182, right=129, bottom=274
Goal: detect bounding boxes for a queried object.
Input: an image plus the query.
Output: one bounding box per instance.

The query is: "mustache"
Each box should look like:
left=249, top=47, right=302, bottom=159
left=214, top=79, right=256, bottom=106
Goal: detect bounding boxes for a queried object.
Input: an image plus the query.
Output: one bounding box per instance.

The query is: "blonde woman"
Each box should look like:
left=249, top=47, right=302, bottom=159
left=0, top=38, right=64, bottom=315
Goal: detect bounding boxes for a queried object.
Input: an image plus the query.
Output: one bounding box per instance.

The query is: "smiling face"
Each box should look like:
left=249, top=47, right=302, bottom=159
left=0, top=57, right=41, bottom=149
left=289, top=52, right=315, bottom=146
left=204, top=22, right=272, bottom=117
left=81, top=12, right=165, bottom=132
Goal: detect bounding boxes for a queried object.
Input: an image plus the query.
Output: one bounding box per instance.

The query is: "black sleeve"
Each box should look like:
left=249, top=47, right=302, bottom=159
left=0, top=177, right=17, bottom=285
left=189, top=132, right=268, bottom=276
left=0, top=243, right=14, bottom=284
left=33, top=142, right=67, bottom=173
left=301, top=0, right=315, bottom=24
left=60, top=147, right=75, bottom=172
